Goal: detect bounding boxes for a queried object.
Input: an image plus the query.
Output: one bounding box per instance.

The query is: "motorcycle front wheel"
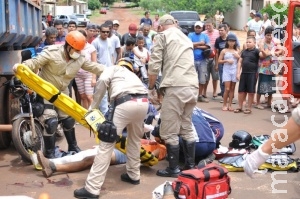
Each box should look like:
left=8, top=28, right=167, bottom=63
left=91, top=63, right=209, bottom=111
left=12, top=118, right=44, bottom=163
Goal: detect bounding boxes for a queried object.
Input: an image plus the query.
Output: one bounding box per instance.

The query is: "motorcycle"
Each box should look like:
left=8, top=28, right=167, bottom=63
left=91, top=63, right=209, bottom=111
left=6, top=77, right=44, bottom=162
left=7, top=77, right=64, bottom=163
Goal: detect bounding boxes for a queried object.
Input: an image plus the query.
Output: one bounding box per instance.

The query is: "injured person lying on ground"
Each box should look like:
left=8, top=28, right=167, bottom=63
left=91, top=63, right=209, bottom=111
left=36, top=106, right=224, bottom=177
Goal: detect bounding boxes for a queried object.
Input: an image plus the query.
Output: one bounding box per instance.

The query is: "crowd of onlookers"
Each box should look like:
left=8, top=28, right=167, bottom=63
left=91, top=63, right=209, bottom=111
left=39, top=9, right=300, bottom=115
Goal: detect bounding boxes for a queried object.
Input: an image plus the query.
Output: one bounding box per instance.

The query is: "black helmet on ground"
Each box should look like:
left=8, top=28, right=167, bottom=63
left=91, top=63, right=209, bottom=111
left=229, top=130, right=252, bottom=149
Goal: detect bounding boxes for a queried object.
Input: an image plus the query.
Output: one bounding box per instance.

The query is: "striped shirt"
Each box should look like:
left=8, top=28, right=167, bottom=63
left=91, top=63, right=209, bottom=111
left=203, top=29, right=219, bottom=50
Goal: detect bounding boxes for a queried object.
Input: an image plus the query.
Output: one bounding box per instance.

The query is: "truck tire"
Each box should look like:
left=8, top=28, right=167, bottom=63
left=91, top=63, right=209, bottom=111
left=0, top=77, right=12, bottom=149
left=12, top=118, right=44, bottom=163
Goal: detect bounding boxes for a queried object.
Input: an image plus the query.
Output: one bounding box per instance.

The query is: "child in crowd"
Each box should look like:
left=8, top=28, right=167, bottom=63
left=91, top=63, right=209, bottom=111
left=218, top=35, right=240, bottom=111
left=133, top=35, right=150, bottom=81
left=235, top=36, right=260, bottom=114
left=243, top=29, right=257, bottom=50
left=120, top=36, right=136, bottom=59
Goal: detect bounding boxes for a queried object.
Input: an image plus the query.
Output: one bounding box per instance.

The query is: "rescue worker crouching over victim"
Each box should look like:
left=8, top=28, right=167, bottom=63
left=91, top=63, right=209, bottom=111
left=74, top=58, right=149, bottom=199
left=12, top=31, right=106, bottom=159
left=148, top=14, right=199, bottom=178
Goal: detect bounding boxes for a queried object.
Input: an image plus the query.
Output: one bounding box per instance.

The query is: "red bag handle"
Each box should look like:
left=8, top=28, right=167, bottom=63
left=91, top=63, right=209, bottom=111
left=202, top=166, right=225, bottom=181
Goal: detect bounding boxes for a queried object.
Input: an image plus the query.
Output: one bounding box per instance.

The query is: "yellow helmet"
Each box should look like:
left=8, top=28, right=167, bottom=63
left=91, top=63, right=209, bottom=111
left=117, top=58, right=134, bottom=72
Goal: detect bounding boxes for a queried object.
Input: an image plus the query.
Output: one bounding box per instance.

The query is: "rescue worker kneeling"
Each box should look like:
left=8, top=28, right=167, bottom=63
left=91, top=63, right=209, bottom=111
left=74, top=58, right=149, bottom=199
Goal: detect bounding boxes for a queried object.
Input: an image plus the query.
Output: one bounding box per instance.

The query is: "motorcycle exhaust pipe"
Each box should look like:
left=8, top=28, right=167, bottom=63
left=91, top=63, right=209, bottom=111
left=0, top=125, right=12, bottom=131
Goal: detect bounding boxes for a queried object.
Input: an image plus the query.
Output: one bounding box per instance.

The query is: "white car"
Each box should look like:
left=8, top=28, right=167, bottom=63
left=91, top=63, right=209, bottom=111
left=74, top=14, right=90, bottom=27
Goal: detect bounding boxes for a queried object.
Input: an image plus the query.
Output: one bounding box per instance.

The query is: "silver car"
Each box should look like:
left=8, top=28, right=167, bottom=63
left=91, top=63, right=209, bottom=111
left=57, top=15, right=79, bottom=27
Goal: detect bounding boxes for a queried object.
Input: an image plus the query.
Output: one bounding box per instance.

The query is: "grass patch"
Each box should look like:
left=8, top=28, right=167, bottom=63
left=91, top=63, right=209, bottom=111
left=130, top=8, right=166, bottom=19
left=89, top=10, right=100, bottom=21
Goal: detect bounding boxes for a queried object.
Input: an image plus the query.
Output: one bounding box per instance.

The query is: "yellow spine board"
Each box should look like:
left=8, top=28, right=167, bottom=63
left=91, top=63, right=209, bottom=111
left=115, top=136, right=158, bottom=166
left=15, top=64, right=105, bottom=131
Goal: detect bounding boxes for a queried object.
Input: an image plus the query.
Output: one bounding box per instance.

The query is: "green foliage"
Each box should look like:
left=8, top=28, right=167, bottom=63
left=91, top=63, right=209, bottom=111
left=138, top=0, right=241, bottom=17
left=88, top=0, right=101, bottom=10
left=260, top=3, right=300, bottom=25
left=139, top=0, right=164, bottom=12
left=99, top=0, right=116, bottom=6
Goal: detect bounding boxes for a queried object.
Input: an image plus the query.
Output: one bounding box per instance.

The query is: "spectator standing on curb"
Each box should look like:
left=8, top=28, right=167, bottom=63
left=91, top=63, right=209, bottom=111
left=188, top=21, right=210, bottom=103
left=203, top=19, right=220, bottom=99
left=215, top=24, right=228, bottom=98
left=218, top=35, right=240, bottom=111
left=235, top=36, right=260, bottom=114
left=255, top=26, right=281, bottom=110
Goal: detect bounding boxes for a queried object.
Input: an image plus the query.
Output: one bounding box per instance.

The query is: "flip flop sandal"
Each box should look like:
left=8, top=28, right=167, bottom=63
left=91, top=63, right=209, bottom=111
left=234, top=108, right=243, bottom=113
left=255, top=105, right=264, bottom=110
left=243, top=109, right=252, bottom=114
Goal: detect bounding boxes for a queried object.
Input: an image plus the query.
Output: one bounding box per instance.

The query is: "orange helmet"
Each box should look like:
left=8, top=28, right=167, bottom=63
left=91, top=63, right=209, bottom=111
left=65, top=31, right=86, bottom=51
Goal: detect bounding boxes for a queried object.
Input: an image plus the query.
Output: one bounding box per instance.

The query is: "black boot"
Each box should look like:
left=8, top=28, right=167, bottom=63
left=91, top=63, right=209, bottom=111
left=43, top=134, right=56, bottom=159
left=181, top=140, right=195, bottom=170
left=74, top=187, right=99, bottom=199
left=156, top=144, right=181, bottom=177
left=64, top=128, right=81, bottom=153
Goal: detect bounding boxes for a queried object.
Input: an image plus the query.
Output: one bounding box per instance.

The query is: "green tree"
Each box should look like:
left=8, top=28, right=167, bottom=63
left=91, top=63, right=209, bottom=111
left=99, top=0, right=116, bottom=6
left=139, top=0, right=163, bottom=12
left=260, top=2, right=300, bottom=25
left=88, top=0, right=101, bottom=10
left=139, top=0, right=241, bottom=17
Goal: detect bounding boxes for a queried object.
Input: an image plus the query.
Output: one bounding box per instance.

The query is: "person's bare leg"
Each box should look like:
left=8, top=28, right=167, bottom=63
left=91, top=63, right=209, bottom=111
left=267, top=94, right=272, bottom=107
left=80, top=94, right=88, bottom=109
left=203, top=81, right=208, bottom=97
left=256, top=94, right=261, bottom=106
left=212, top=80, right=218, bottom=97
left=222, top=82, right=230, bottom=110
left=228, top=82, right=236, bottom=111
left=55, top=156, right=94, bottom=173
left=238, top=92, right=246, bottom=110
left=247, top=93, right=254, bottom=111
left=86, top=94, right=93, bottom=108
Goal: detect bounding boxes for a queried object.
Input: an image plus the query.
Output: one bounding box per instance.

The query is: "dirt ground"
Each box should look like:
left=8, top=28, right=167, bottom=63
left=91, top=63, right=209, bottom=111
left=90, top=3, right=142, bottom=35
left=89, top=3, right=247, bottom=44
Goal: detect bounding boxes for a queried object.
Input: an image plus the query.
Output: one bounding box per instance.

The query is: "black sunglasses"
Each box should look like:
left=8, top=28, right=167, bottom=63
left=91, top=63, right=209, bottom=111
left=101, top=31, right=110, bottom=34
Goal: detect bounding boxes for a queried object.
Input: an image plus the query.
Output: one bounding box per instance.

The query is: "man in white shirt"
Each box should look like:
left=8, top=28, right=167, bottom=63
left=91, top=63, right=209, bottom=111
left=259, top=13, right=272, bottom=38
left=105, top=20, right=121, bottom=64
left=244, top=13, right=263, bottom=40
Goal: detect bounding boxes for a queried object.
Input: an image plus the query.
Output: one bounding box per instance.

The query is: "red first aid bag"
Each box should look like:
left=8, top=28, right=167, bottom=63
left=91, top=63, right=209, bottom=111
left=172, top=163, right=231, bottom=199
